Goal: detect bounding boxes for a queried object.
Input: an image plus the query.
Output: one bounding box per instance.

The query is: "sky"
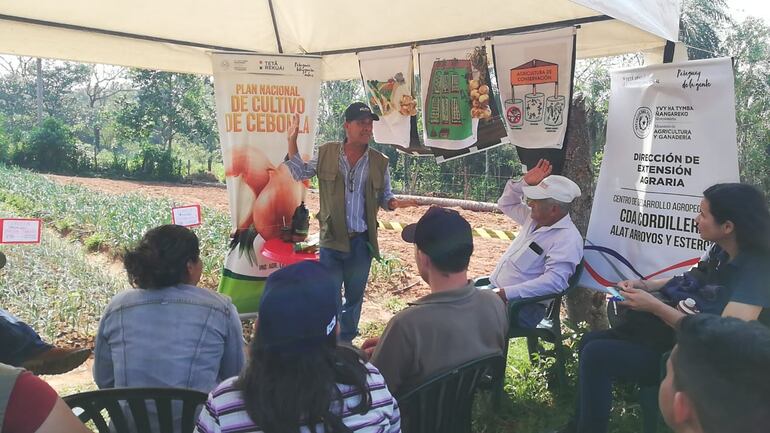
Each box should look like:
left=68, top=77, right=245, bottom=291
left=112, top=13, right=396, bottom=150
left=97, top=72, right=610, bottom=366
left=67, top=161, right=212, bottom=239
left=726, top=0, right=770, bottom=23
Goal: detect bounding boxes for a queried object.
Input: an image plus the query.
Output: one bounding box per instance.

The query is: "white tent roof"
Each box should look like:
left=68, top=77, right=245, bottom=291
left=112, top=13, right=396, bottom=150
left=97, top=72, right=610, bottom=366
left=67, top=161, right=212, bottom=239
left=0, top=0, right=681, bottom=80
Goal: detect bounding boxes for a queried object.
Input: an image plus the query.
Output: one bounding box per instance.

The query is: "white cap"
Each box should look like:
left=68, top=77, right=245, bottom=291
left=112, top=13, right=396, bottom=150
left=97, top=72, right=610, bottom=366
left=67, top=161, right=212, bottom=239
left=522, top=175, right=581, bottom=203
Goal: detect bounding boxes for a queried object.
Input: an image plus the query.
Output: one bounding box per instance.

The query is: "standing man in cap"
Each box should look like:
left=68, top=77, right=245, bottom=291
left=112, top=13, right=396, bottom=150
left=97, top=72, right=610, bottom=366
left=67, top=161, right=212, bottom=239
left=490, top=158, right=583, bottom=328
left=285, top=103, right=415, bottom=342
left=365, top=207, right=508, bottom=395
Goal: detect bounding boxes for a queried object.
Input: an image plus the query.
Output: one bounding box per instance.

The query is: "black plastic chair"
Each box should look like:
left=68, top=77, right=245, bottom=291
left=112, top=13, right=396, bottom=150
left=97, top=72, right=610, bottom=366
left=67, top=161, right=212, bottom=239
left=474, top=261, right=584, bottom=389
left=395, top=353, right=505, bottom=433
left=63, top=387, right=207, bottom=433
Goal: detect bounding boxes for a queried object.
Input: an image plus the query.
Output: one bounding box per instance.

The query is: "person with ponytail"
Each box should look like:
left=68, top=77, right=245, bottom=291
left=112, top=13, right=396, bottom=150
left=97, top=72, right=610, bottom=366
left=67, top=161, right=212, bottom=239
left=558, top=183, right=770, bottom=433
left=195, top=261, right=401, bottom=433
left=93, top=225, right=244, bottom=393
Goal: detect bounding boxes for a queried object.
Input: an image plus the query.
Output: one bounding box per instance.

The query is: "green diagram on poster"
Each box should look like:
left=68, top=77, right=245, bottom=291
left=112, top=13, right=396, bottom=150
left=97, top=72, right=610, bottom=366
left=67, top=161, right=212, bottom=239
left=425, top=60, right=472, bottom=140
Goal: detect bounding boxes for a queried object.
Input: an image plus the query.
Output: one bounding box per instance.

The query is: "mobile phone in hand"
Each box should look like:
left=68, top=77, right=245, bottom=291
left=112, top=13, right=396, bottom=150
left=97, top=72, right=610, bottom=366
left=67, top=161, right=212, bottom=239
left=606, top=286, right=626, bottom=301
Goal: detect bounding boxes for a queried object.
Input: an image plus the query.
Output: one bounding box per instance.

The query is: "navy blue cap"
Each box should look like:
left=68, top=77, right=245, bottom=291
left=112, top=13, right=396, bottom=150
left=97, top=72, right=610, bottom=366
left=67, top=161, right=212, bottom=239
left=258, top=261, right=338, bottom=352
left=344, top=102, right=380, bottom=121
left=401, top=206, right=473, bottom=265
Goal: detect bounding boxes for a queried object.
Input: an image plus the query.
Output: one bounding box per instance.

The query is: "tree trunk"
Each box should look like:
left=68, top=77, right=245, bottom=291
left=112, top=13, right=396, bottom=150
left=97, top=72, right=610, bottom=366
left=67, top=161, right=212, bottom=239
left=562, top=93, right=609, bottom=331
left=208, top=156, right=213, bottom=172
left=93, top=126, right=101, bottom=167
left=393, top=195, right=500, bottom=213
left=35, top=58, right=43, bottom=124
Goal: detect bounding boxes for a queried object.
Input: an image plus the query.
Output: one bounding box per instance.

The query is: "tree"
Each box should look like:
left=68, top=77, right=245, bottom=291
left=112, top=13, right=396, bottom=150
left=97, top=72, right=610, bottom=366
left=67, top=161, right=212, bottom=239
left=316, top=80, right=364, bottom=144
left=679, top=0, right=731, bottom=60
left=116, top=70, right=214, bottom=152
left=79, top=65, right=129, bottom=162
left=722, top=17, right=770, bottom=193
left=0, top=57, right=90, bottom=140
left=17, top=117, right=80, bottom=172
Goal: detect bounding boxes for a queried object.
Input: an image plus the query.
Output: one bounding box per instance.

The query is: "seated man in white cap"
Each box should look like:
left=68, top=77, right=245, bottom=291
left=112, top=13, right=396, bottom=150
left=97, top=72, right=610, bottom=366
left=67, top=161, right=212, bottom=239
left=490, top=158, right=583, bottom=328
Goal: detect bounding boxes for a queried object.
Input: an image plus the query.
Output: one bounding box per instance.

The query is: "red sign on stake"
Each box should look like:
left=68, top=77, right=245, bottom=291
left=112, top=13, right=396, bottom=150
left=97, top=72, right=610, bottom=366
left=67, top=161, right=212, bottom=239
left=172, top=205, right=202, bottom=228
left=0, top=218, right=42, bottom=244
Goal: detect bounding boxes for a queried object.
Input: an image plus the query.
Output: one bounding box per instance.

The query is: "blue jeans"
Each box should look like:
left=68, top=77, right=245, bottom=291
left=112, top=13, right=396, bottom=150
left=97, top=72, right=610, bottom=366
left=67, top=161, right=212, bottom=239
left=573, top=330, right=662, bottom=433
left=0, top=308, right=51, bottom=366
left=478, top=284, right=546, bottom=328
left=320, top=233, right=372, bottom=342
left=512, top=300, right=547, bottom=328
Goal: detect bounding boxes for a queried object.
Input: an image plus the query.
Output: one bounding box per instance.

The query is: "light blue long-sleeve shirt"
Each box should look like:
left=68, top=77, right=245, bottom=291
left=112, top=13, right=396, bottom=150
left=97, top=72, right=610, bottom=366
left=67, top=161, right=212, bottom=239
left=285, top=147, right=395, bottom=232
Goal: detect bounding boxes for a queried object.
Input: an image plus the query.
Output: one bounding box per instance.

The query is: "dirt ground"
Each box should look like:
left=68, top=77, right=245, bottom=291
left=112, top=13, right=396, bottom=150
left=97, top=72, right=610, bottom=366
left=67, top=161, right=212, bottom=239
left=42, top=174, right=518, bottom=394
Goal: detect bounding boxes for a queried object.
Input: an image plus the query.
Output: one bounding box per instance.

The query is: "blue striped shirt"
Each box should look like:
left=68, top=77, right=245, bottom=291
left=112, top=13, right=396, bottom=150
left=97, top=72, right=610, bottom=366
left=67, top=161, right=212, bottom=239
left=285, top=146, right=395, bottom=233
left=194, top=363, right=401, bottom=433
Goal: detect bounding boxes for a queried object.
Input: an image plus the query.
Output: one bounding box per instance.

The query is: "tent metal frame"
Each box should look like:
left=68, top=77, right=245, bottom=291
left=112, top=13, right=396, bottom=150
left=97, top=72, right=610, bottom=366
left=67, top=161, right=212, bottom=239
left=1, top=13, right=663, bottom=59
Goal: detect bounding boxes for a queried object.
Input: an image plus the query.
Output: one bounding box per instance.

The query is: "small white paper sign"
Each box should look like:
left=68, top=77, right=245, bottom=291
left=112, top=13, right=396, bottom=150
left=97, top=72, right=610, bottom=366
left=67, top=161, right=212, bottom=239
left=0, top=219, right=42, bottom=244
left=172, top=205, right=202, bottom=227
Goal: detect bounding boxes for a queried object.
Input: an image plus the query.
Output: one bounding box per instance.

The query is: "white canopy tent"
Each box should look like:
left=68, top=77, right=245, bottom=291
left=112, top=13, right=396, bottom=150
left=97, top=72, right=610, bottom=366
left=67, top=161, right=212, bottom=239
left=0, top=0, right=681, bottom=79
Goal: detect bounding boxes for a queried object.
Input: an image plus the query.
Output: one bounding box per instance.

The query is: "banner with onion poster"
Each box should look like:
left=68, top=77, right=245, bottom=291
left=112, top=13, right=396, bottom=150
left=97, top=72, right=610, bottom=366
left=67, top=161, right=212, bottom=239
left=491, top=28, right=576, bottom=151
left=211, top=53, right=322, bottom=313
left=417, top=40, right=508, bottom=162
left=580, top=57, right=738, bottom=292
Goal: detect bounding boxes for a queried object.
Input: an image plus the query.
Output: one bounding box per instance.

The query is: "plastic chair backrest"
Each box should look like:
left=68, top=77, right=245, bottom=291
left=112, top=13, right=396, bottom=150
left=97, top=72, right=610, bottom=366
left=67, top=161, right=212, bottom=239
left=396, top=353, right=505, bottom=433
left=63, top=387, right=207, bottom=433
left=545, top=260, right=584, bottom=322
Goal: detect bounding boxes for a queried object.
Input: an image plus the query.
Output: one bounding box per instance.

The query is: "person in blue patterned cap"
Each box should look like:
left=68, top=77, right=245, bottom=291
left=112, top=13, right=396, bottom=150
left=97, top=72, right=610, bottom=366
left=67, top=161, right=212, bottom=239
left=195, top=260, right=401, bottom=433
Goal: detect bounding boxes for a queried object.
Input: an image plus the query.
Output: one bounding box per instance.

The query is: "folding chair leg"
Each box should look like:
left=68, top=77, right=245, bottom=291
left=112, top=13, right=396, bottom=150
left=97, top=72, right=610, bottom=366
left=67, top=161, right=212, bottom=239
left=492, top=339, right=509, bottom=409
left=639, top=385, right=660, bottom=433
left=554, top=335, right=567, bottom=390
left=526, top=336, right=540, bottom=365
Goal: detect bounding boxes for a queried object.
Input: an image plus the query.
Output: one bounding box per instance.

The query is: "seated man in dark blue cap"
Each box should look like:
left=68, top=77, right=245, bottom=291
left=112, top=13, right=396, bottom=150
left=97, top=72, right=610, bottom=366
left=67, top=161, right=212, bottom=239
left=366, top=207, right=508, bottom=395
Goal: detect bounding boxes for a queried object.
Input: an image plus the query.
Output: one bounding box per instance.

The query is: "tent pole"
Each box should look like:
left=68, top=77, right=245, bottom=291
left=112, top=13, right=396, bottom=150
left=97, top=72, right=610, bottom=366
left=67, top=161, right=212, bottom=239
left=307, top=15, right=613, bottom=56
left=266, top=0, right=284, bottom=53
left=662, top=40, right=675, bottom=63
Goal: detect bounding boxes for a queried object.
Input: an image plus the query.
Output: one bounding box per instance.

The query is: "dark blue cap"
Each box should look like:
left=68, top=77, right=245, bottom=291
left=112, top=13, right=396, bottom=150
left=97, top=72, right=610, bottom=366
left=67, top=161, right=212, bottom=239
left=401, top=206, right=474, bottom=265
left=344, top=102, right=380, bottom=121
left=258, top=261, right=338, bottom=352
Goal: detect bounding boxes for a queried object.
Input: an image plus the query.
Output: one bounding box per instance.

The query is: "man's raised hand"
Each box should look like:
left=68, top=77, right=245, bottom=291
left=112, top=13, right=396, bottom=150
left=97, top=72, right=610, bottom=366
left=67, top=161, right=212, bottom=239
left=522, top=158, right=552, bottom=186
left=288, top=113, right=300, bottom=143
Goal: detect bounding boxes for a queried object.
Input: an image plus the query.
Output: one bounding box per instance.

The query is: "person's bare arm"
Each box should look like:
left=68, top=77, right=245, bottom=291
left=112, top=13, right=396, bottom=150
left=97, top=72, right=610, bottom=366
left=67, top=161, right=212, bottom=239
left=35, top=398, right=92, bottom=433
left=287, top=113, right=300, bottom=158
left=618, top=287, right=685, bottom=327
left=616, top=278, right=670, bottom=293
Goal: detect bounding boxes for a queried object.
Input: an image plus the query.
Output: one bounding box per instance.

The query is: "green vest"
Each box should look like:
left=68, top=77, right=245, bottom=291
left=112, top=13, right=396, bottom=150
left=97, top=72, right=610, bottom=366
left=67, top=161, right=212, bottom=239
left=316, top=142, right=389, bottom=258
left=0, top=364, right=24, bottom=431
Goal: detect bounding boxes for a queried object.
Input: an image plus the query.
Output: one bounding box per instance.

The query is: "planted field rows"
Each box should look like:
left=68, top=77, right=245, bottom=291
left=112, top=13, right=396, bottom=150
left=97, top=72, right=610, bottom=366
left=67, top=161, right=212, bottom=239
left=0, top=204, right=126, bottom=341
left=0, top=164, right=233, bottom=283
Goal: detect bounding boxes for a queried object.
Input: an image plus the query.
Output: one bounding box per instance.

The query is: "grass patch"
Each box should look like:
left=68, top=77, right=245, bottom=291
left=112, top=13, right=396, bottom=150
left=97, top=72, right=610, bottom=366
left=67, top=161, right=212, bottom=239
left=383, top=297, right=407, bottom=314
left=358, top=320, right=387, bottom=339
left=370, top=254, right=408, bottom=284
left=84, top=233, right=107, bottom=252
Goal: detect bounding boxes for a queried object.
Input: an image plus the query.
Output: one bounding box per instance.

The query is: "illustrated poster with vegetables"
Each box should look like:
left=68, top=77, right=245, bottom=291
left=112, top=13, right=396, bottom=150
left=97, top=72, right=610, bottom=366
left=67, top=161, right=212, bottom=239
left=417, top=40, right=507, bottom=162
left=492, top=28, right=576, bottom=149
left=211, top=53, right=322, bottom=313
left=358, top=47, right=428, bottom=155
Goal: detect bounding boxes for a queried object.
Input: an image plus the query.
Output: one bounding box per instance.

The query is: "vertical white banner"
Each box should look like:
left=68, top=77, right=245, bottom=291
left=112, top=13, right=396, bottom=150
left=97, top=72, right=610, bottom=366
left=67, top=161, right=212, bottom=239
left=492, top=28, right=575, bottom=150
left=212, top=53, right=321, bottom=236
left=211, top=54, right=322, bottom=304
left=581, top=57, right=739, bottom=290
left=358, top=47, right=417, bottom=148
